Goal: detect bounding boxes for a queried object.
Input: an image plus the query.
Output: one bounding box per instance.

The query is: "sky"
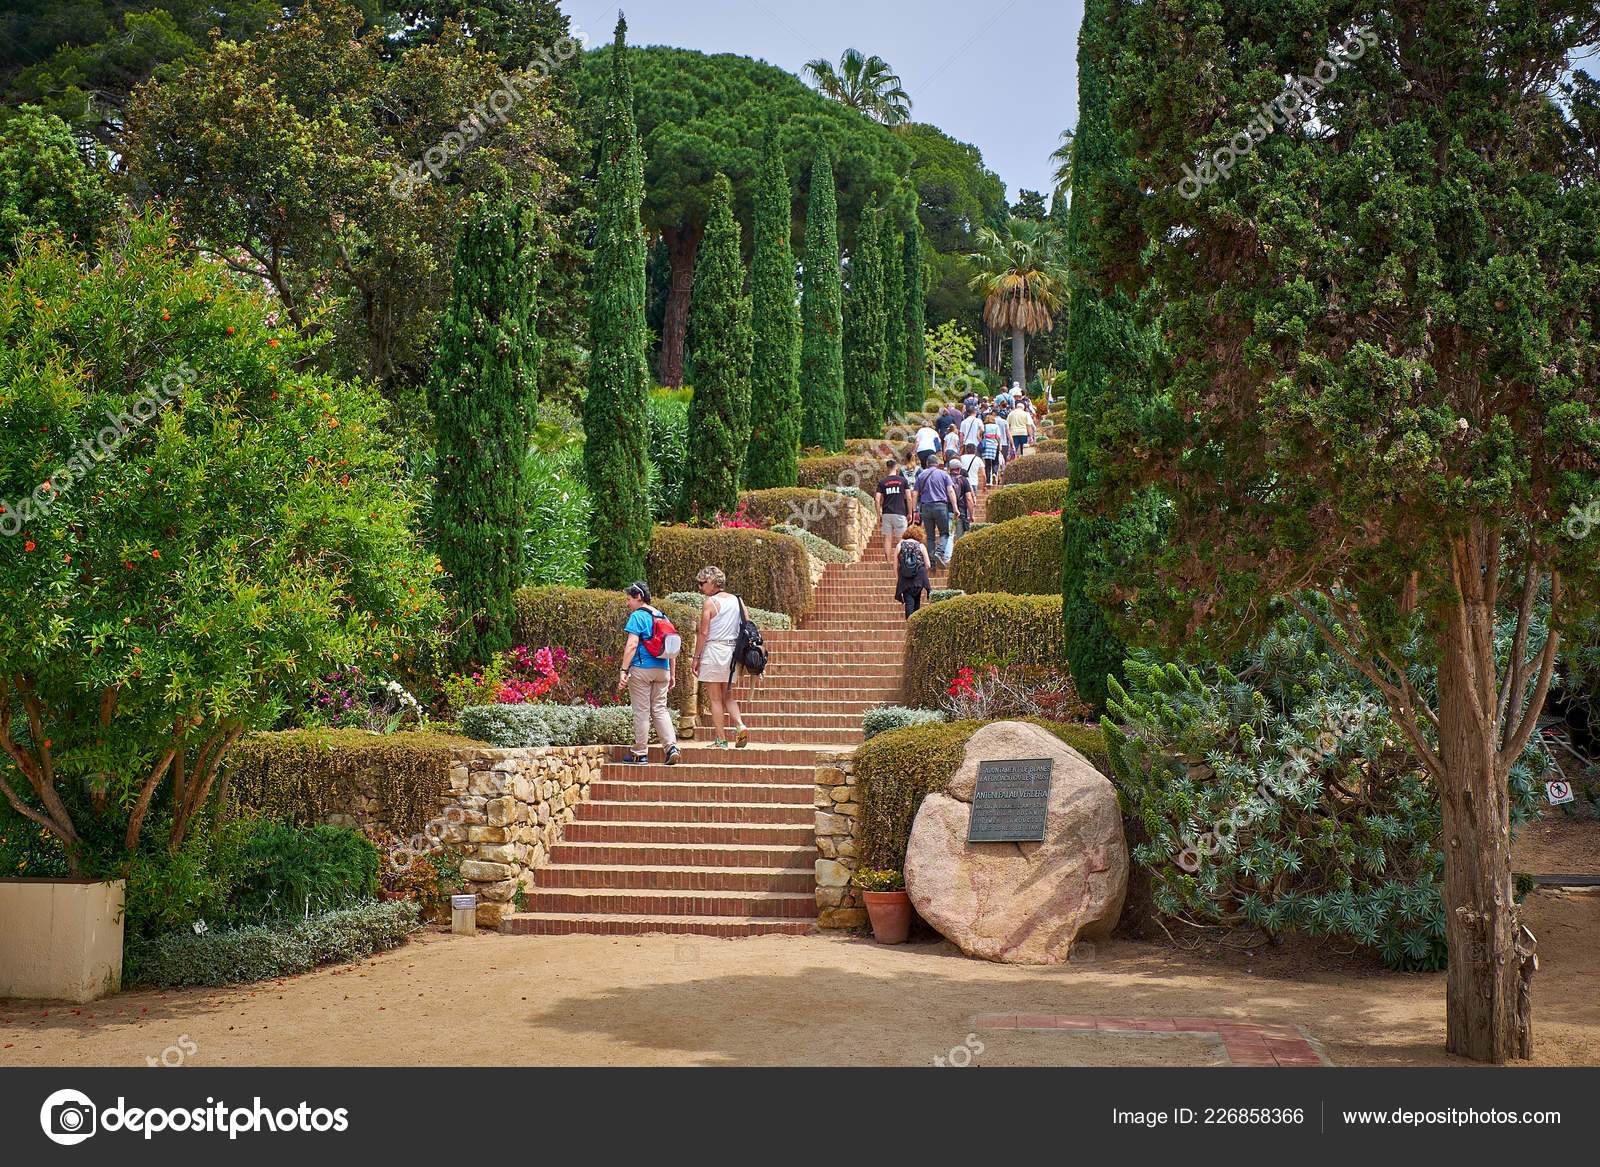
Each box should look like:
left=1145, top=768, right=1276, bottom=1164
left=558, top=0, right=1084, bottom=204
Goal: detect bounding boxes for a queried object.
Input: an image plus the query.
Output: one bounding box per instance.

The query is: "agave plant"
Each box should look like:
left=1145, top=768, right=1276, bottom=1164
left=803, top=48, right=913, bottom=126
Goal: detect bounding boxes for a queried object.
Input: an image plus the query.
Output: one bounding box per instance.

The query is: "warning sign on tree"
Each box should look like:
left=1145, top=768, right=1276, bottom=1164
left=1546, top=780, right=1575, bottom=805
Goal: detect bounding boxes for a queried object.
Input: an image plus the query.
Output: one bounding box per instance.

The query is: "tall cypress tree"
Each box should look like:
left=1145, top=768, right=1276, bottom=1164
left=583, top=16, right=652, bottom=588
left=744, top=120, right=802, bottom=488
left=879, top=204, right=906, bottom=425
left=798, top=146, right=845, bottom=452
left=843, top=196, right=886, bottom=437
left=681, top=174, right=753, bottom=520
left=901, top=197, right=928, bottom=412
left=430, top=196, right=541, bottom=662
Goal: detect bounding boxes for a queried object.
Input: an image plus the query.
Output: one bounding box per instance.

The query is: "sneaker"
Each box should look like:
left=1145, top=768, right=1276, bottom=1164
left=712, top=739, right=732, bottom=749
left=618, top=751, right=649, bottom=765
left=734, top=726, right=749, bottom=749
left=664, top=746, right=681, bottom=766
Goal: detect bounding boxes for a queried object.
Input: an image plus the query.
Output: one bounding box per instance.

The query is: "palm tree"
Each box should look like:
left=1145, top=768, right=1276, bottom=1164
left=803, top=49, right=913, bottom=126
left=1051, top=130, right=1074, bottom=197
left=966, top=218, right=1067, bottom=389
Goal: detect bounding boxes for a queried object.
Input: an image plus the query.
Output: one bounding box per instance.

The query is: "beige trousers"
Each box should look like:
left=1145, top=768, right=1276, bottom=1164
left=627, top=667, right=676, bottom=752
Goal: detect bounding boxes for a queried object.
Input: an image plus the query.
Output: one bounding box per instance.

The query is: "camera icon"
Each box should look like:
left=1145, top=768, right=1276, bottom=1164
left=40, top=1088, right=97, bottom=1145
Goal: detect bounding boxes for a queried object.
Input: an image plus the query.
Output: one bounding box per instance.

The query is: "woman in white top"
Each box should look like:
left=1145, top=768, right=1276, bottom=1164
left=693, top=565, right=749, bottom=748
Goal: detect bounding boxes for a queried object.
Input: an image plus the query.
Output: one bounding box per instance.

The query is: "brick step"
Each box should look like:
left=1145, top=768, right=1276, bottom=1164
left=744, top=727, right=864, bottom=745
left=532, top=863, right=814, bottom=894
left=501, top=912, right=815, bottom=937
left=596, top=763, right=815, bottom=784
left=527, top=887, right=816, bottom=918
left=587, top=780, right=814, bottom=804
left=736, top=711, right=870, bottom=728
left=759, top=663, right=901, bottom=677
left=730, top=683, right=900, bottom=697
left=734, top=698, right=888, bottom=714
left=551, top=841, right=815, bottom=869
left=576, top=799, right=814, bottom=824
left=562, top=820, right=815, bottom=845
left=646, top=745, right=820, bottom=765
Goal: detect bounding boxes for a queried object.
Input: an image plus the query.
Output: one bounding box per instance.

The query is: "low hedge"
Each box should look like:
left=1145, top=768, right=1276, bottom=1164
left=902, top=593, right=1067, bottom=707
left=854, top=718, right=1109, bottom=869
left=741, top=487, right=866, bottom=554
left=125, top=900, right=419, bottom=988
left=667, top=590, right=794, bottom=628
left=771, top=526, right=850, bottom=566
left=986, top=478, right=1071, bottom=523
left=999, top=451, right=1070, bottom=487
left=648, top=526, right=812, bottom=619
left=862, top=705, right=946, bottom=740
left=947, top=513, right=1062, bottom=597
left=225, top=730, right=482, bottom=838
left=795, top=453, right=879, bottom=490
left=513, top=586, right=698, bottom=703
left=1034, top=438, right=1069, bottom=454
left=928, top=588, right=966, bottom=604
left=458, top=702, right=681, bottom=747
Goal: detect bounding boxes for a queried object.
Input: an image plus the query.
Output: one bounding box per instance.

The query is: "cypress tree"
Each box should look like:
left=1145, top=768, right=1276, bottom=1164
left=680, top=174, right=753, bottom=520
left=744, top=120, right=802, bottom=488
left=583, top=16, right=652, bottom=588
left=429, top=196, right=541, bottom=662
left=901, top=202, right=928, bottom=412
left=843, top=197, right=886, bottom=437
left=879, top=204, right=906, bottom=425
left=798, top=146, right=845, bottom=452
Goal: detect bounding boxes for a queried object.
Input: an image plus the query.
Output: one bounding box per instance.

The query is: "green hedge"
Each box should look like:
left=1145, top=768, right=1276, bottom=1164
left=854, top=718, right=1109, bottom=869
left=225, top=730, right=482, bottom=838
left=741, top=486, right=867, bottom=554
left=928, top=588, right=966, bottom=604
left=986, top=478, right=1071, bottom=523
left=795, top=453, right=878, bottom=490
left=1034, top=438, right=1069, bottom=455
left=648, top=526, right=812, bottom=619
left=667, top=590, right=794, bottom=628
left=458, top=702, right=680, bottom=747
left=513, top=586, right=699, bottom=704
left=902, top=593, right=1067, bottom=707
left=771, top=526, right=850, bottom=566
left=999, top=451, right=1070, bottom=487
left=125, top=900, right=419, bottom=988
left=947, top=513, right=1062, bottom=596
left=862, top=705, right=946, bottom=740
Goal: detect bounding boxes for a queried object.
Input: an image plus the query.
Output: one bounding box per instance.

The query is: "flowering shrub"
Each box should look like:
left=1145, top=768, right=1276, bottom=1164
left=306, top=668, right=424, bottom=734
left=445, top=645, right=566, bottom=711
left=941, top=663, right=1090, bottom=723
left=711, top=499, right=762, bottom=529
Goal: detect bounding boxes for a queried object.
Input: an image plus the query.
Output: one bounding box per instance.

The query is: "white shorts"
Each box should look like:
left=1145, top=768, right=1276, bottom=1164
left=698, top=639, right=736, bottom=683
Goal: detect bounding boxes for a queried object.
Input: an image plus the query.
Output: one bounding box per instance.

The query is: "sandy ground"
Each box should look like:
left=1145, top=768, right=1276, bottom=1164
left=3, top=888, right=1596, bottom=1068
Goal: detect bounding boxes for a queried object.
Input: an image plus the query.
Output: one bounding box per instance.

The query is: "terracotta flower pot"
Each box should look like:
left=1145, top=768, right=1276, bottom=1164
left=862, top=889, right=912, bottom=944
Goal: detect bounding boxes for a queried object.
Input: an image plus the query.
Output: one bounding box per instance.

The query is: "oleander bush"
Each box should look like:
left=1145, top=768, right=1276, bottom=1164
left=741, top=486, right=867, bottom=553
left=125, top=900, right=419, bottom=988
left=770, top=526, right=850, bottom=566
left=862, top=705, right=946, bottom=740
left=986, top=478, right=1072, bottom=523
left=998, top=451, right=1070, bottom=487
left=947, top=513, right=1062, bottom=596
left=648, top=526, right=812, bottom=618
left=667, top=591, right=795, bottom=628
left=513, top=587, right=698, bottom=705
left=902, top=593, right=1067, bottom=707
left=854, top=718, right=1109, bottom=869
left=458, top=702, right=680, bottom=747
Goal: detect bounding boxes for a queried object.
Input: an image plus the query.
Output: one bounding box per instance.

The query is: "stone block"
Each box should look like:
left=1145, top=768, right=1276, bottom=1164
left=475, top=843, right=518, bottom=864
left=818, top=908, right=869, bottom=929
left=816, top=811, right=849, bottom=836
left=830, top=786, right=855, bottom=803
left=816, top=836, right=837, bottom=859
left=834, top=802, right=860, bottom=816
left=459, top=860, right=513, bottom=882
left=486, top=797, right=515, bottom=826
left=836, top=837, right=860, bottom=858
left=467, top=825, right=508, bottom=844
left=815, top=765, right=849, bottom=788
left=476, top=901, right=507, bottom=928
left=815, top=884, right=845, bottom=908
left=814, top=858, right=851, bottom=887
left=476, top=879, right=518, bottom=903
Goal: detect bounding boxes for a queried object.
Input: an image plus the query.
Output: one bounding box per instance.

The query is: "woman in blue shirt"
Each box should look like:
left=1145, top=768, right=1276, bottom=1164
left=617, top=582, right=681, bottom=765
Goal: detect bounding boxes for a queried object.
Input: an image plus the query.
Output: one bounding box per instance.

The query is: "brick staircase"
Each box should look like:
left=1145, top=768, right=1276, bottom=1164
left=501, top=468, right=1001, bottom=938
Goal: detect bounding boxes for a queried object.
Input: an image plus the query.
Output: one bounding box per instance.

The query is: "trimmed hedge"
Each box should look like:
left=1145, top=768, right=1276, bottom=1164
left=513, top=586, right=699, bottom=703
left=225, top=730, right=482, bottom=838
left=999, top=451, right=1069, bottom=487
left=125, top=900, right=419, bottom=988
left=770, top=526, right=850, bottom=566
left=854, top=718, right=1109, bottom=869
left=947, top=513, right=1063, bottom=596
left=986, top=478, right=1071, bottom=523
left=928, top=588, right=966, bottom=604
left=667, top=590, right=795, bottom=628
left=741, top=486, right=866, bottom=554
left=795, top=453, right=878, bottom=490
left=1034, top=438, right=1069, bottom=454
left=458, top=702, right=680, bottom=747
left=902, top=593, right=1067, bottom=707
left=648, top=526, right=812, bottom=619
left=862, top=705, right=946, bottom=740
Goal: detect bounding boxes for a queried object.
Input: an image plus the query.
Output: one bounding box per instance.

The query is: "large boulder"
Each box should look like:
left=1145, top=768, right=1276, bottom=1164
left=904, top=720, right=1127, bottom=963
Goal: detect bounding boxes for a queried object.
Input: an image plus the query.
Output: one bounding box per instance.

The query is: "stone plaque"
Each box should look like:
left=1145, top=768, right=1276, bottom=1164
left=966, top=757, right=1054, bottom=843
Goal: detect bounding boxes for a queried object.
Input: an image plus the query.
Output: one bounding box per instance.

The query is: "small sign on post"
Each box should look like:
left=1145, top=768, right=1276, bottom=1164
left=1547, top=780, right=1575, bottom=806
left=451, top=893, right=478, bottom=935
left=966, top=758, right=1054, bottom=843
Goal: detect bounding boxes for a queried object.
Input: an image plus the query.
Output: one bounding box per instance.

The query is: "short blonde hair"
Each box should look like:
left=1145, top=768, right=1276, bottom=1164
left=696, top=565, right=726, bottom=589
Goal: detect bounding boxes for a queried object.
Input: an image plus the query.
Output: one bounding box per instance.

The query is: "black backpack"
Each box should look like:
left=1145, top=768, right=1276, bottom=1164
left=733, top=597, right=767, bottom=675
left=898, top=541, right=922, bottom=580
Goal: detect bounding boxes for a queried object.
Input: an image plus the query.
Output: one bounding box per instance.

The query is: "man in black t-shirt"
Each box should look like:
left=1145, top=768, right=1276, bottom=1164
left=875, top=458, right=911, bottom=561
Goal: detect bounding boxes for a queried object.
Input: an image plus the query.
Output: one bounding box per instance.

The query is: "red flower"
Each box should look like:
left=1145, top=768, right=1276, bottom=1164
left=24, top=541, right=35, bottom=552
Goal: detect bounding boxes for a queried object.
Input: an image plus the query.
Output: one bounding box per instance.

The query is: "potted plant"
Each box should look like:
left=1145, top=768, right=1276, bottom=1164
left=854, top=868, right=911, bottom=944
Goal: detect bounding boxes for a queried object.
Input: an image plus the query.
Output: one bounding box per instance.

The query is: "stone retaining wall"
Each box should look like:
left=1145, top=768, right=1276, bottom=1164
left=814, top=748, right=866, bottom=928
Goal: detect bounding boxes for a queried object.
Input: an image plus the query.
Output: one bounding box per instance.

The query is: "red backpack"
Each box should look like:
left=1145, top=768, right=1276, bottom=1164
left=640, top=609, right=682, bottom=659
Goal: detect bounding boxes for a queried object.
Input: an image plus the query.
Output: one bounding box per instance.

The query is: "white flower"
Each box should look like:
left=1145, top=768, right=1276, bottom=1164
left=192, top=920, right=208, bottom=935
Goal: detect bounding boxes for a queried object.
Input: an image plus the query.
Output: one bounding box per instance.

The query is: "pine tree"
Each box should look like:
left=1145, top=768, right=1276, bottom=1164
left=429, top=196, right=541, bottom=662
left=583, top=16, right=653, bottom=588
left=901, top=198, right=928, bottom=412
left=798, top=146, right=845, bottom=452
left=744, top=120, right=802, bottom=488
left=681, top=174, right=753, bottom=519
left=879, top=203, right=906, bottom=425
left=843, top=197, right=887, bottom=437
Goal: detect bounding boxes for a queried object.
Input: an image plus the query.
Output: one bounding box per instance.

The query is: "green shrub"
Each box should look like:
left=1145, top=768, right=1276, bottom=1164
left=854, top=717, right=1108, bottom=869
left=928, top=588, right=966, bottom=604
left=999, top=451, right=1069, bottom=487
left=822, top=484, right=875, bottom=510
left=648, top=526, right=812, bottom=618
left=121, top=812, right=263, bottom=940
left=125, top=901, right=419, bottom=988
left=948, top=513, right=1062, bottom=596
left=1034, top=438, right=1069, bottom=455
left=770, top=526, right=850, bottom=566
left=986, top=478, right=1071, bottom=523
left=667, top=591, right=794, bottom=629
left=862, top=705, right=946, bottom=740
left=512, top=587, right=698, bottom=706
left=796, top=453, right=875, bottom=489
left=902, top=593, right=1067, bottom=707
left=741, top=487, right=866, bottom=553
left=459, top=703, right=585, bottom=748
left=524, top=446, right=592, bottom=588
left=229, top=822, right=380, bottom=923
left=646, top=394, right=690, bottom=522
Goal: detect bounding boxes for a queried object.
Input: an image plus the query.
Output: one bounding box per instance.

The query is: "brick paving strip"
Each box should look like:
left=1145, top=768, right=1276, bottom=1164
left=973, top=1014, right=1329, bottom=1066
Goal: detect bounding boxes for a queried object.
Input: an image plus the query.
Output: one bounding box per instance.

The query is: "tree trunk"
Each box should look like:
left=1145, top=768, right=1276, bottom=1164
left=659, top=223, right=705, bottom=389
left=1011, top=327, right=1026, bottom=389
left=1437, top=600, right=1535, bottom=1063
